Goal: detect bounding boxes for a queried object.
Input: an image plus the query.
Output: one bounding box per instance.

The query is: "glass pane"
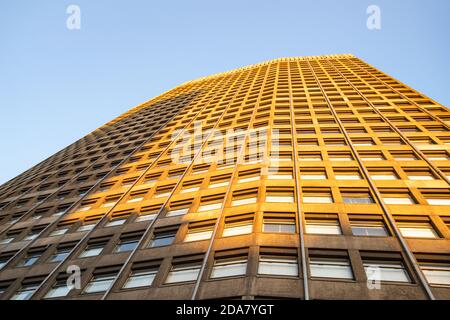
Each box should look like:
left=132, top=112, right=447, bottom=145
left=222, top=224, right=252, bottom=237
left=364, top=262, right=410, bottom=282
left=310, top=259, right=353, bottom=279
left=185, top=230, right=213, bottom=242
left=258, top=258, right=298, bottom=276
left=165, top=266, right=200, bottom=283
left=306, top=223, right=341, bottom=235
left=123, top=271, right=156, bottom=288
left=211, top=260, right=247, bottom=278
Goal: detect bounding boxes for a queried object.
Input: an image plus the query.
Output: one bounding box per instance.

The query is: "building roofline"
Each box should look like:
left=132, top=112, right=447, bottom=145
left=182, top=54, right=356, bottom=85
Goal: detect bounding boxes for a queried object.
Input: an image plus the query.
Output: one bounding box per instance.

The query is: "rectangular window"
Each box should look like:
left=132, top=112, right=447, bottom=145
left=150, top=230, right=177, bottom=247
left=266, top=189, right=295, bottom=203
left=258, top=255, right=298, bottom=277
left=114, top=236, right=140, bottom=253
left=10, top=282, right=40, bottom=300
left=334, top=169, right=362, bottom=180
left=79, top=242, right=106, bottom=258
left=263, top=215, right=296, bottom=233
left=267, top=167, right=293, bottom=180
left=16, top=251, right=43, bottom=268
left=302, top=189, right=333, bottom=204
left=165, top=262, right=201, bottom=284
left=305, top=217, right=341, bottom=235
left=198, top=196, right=223, bottom=212
left=369, top=168, right=399, bottom=180
left=349, top=218, right=389, bottom=237
left=184, top=223, right=215, bottom=242
left=363, top=260, right=410, bottom=283
left=211, top=257, right=247, bottom=279
left=420, top=262, right=450, bottom=286
left=397, top=221, right=438, bottom=239
left=404, top=169, right=436, bottom=181
left=328, top=152, right=353, bottom=162
left=232, top=189, right=258, bottom=206
left=381, top=191, right=415, bottom=205
left=49, top=247, right=72, bottom=263
left=299, top=169, right=327, bottom=180
left=342, top=190, right=374, bottom=204
left=83, top=272, right=117, bottom=294
left=104, top=216, right=127, bottom=228
left=298, top=152, right=322, bottom=161
left=223, top=216, right=253, bottom=237
left=123, top=268, right=158, bottom=289
left=44, top=280, right=72, bottom=298
left=309, top=257, right=353, bottom=280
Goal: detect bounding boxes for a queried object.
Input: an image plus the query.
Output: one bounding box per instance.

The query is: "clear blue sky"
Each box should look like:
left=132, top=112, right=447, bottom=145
left=1, top=0, right=449, bottom=184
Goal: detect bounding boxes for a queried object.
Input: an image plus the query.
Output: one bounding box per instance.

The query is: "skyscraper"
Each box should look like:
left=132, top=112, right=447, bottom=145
left=0, top=54, right=449, bottom=300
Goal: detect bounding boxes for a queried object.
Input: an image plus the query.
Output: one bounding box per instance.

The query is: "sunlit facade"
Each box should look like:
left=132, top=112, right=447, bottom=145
left=1, top=54, right=450, bottom=300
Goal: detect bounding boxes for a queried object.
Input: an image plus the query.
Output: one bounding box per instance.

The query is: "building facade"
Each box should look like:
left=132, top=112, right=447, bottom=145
left=0, top=54, right=450, bottom=300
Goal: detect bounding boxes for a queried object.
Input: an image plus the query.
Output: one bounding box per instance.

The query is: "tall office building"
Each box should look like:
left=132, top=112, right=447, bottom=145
left=1, top=54, right=450, bottom=300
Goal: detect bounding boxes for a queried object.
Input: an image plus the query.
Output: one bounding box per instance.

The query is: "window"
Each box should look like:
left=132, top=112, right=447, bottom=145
left=390, top=151, right=418, bottom=161
left=114, top=236, right=140, bottom=253
left=263, top=215, right=296, bottom=233
left=223, top=215, right=253, bottom=237
left=83, top=272, right=117, bottom=294
left=49, top=226, right=70, bottom=237
left=334, top=169, right=362, bottom=180
left=123, top=267, right=158, bottom=289
left=404, top=169, right=436, bottom=181
left=165, top=262, right=201, bottom=284
left=136, top=212, right=157, bottom=222
left=167, top=205, right=190, bottom=217
left=184, top=222, right=215, bottom=242
left=10, top=282, right=41, bottom=300
left=258, top=255, right=298, bottom=277
left=24, top=228, right=44, bottom=241
left=79, top=242, right=106, bottom=258
left=0, top=255, right=13, bottom=270
left=101, top=196, right=120, bottom=208
left=420, top=262, right=450, bottom=286
left=150, top=230, right=177, bottom=247
left=298, top=152, right=322, bottom=161
left=363, top=259, right=410, bottom=283
left=198, top=196, right=223, bottom=212
left=232, top=189, right=258, bottom=206
left=369, top=168, right=399, bottom=180
left=211, top=256, right=248, bottom=278
left=300, top=169, right=327, bottom=180
left=359, top=151, right=386, bottom=161
left=180, top=180, right=202, bottom=194
left=381, top=191, right=415, bottom=205
left=266, top=189, right=295, bottom=203
left=209, top=175, right=230, bottom=189
left=77, top=222, right=96, bottom=232
left=49, top=247, right=72, bottom=262
left=44, top=280, right=72, bottom=298
left=422, top=191, right=450, bottom=206
left=342, top=190, right=374, bottom=204
left=349, top=217, right=389, bottom=237
left=267, top=167, right=293, bottom=180
left=328, top=152, right=353, bottom=162
left=397, top=221, right=438, bottom=239
left=309, top=256, right=353, bottom=280
left=238, top=170, right=260, bottom=183
left=302, top=189, right=333, bottom=204
left=126, top=191, right=147, bottom=203
left=16, top=251, right=43, bottom=267
left=105, top=216, right=127, bottom=227
left=305, top=216, right=341, bottom=235
left=0, top=231, right=20, bottom=244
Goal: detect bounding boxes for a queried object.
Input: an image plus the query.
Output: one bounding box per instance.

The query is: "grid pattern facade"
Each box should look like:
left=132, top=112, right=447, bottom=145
left=0, top=54, right=450, bottom=300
